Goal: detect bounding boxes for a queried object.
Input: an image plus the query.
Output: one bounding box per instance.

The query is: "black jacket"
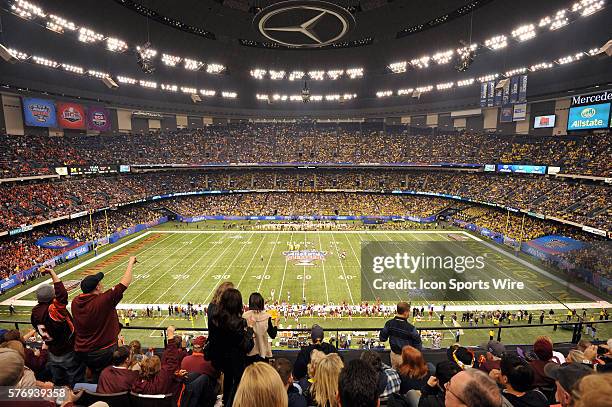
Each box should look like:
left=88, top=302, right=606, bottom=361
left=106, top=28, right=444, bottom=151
left=380, top=316, right=422, bottom=353
left=292, top=342, right=337, bottom=380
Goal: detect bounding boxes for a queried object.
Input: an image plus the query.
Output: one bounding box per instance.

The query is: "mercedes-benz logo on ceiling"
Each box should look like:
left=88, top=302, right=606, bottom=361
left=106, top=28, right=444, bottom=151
left=254, top=1, right=355, bottom=48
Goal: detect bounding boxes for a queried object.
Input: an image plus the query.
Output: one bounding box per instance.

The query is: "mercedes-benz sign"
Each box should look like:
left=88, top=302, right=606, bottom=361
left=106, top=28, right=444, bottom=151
left=254, top=1, right=355, bottom=48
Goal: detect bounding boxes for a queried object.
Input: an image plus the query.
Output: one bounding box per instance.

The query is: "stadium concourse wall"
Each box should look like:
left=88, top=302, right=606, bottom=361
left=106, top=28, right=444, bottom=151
left=0, top=216, right=168, bottom=293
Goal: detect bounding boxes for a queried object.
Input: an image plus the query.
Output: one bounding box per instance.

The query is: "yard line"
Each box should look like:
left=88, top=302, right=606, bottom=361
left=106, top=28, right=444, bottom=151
left=258, top=232, right=281, bottom=293
left=236, top=234, right=267, bottom=289
left=184, top=233, right=252, bottom=304
left=151, top=233, right=236, bottom=303
left=343, top=231, right=383, bottom=303
left=317, top=231, right=330, bottom=304
left=331, top=232, right=355, bottom=305
left=277, top=232, right=294, bottom=303
left=128, top=233, right=213, bottom=303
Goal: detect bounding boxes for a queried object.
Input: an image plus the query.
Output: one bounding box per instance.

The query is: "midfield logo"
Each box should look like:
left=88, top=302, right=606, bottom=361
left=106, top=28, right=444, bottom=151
left=283, top=249, right=327, bottom=266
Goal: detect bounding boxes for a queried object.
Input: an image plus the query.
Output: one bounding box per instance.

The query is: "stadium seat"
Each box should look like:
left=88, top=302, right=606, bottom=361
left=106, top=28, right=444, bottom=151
left=77, top=390, right=130, bottom=407
left=129, top=392, right=175, bottom=407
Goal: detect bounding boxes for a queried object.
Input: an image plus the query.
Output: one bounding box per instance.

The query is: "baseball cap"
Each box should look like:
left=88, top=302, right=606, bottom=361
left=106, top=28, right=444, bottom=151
left=36, top=284, right=55, bottom=303
left=192, top=336, right=206, bottom=348
left=544, top=362, right=593, bottom=392
left=311, top=324, right=324, bottom=341
left=482, top=340, right=506, bottom=358
left=81, top=272, right=104, bottom=294
left=0, top=348, right=24, bottom=386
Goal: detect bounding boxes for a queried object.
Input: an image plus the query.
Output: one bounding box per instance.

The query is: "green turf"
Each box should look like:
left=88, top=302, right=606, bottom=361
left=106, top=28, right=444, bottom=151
left=1, top=221, right=610, bottom=348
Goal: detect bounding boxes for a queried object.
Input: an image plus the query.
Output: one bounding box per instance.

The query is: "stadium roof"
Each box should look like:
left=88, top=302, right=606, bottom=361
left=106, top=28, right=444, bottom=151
left=0, top=0, right=610, bottom=115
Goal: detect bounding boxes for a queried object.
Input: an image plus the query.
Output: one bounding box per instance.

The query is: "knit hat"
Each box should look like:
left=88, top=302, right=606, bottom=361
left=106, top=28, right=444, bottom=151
left=447, top=346, right=475, bottom=370
left=0, top=348, right=24, bottom=386
left=192, top=336, right=206, bottom=348
left=36, top=284, right=55, bottom=303
left=81, top=272, right=104, bottom=294
left=533, top=338, right=553, bottom=361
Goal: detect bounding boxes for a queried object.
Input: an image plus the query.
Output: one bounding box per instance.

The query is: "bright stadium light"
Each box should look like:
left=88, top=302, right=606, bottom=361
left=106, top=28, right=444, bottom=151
left=117, top=76, right=137, bottom=84
left=529, top=62, right=554, bottom=72
left=504, top=67, right=527, bottom=76
left=221, top=91, right=237, bottom=98
left=250, top=69, right=267, bottom=79
left=416, top=85, right=433, bottom=93
left=484, top=35, right=508, bottom=50
left=180, top=86, right=197, bottom=94
left=289, top=95, right=302, bottom=101
left=256, top=94, right=269, bottom=101
left=269, top=70, right=286, bottom=80
left=184, top=58, right=204, bottom=71
left=310, top=95, right=323, bottom=101
left=8, top=48, right=28, bottom=60
left=289, top=71, right=305, bottom=81
left=162, top=54, right=182, bottom=67
left=327, top=69, right=344, bottom=80
left=61, top=63, right=84, bottom=74
left=32, top=55, right=59, bottom=68
left=139, top=79, right=157, bottom=88
left=106, top=37, right=128, bottom=52
left=346, top=68, right=363, bottom=79
left=200, top=89, right=216, bottom=96
left=308, top=70, right=325, bottom=80
left=436, top=82, right=454, bottom=90
left=388, top=61, right=407, bottom=74
left=11, top=0, right=46, bottom=19
left=457, top=78, right=475, bottom=87
left=206, top=63, right=225, bottom=74
left=431, top=50, right=454, bottom=65
left=88, top=70, right=109, bottom=78
left=587, top=47, right=600, bottom=56
left=572, top=0, right=605, bottom=17
left=342, top=93, right=357, bottom=100
left=160, top=84, right=178, bottom=91
left=540, top=9, right=569, bottom=30
left=556, top=52, right=585, bottom=64
left=78, top=27, right=104, bottom=43
left=325, top=94, right=340, bottom=101
left=410, top=56, right=430, bottom=69
left=511, top=24, right=536, bottom=42
left=376, top=90, right=393, bottom=98
left=397, top=88, right=414, bottom=95
left=46, top=15, right=76, bottom=33
left=477, top=73, right=499, bottom=82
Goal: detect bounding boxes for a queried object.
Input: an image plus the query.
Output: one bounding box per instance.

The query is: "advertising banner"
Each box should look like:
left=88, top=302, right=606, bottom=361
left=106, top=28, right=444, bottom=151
left=513, top=103, right=527, bottom=121
left=56, top=102, right=86, bottom=129
left=87, top=106, right=112, bottom=131
left=496, top=164, right=547, bottom=174
left=567, top=103, right=611, bottom=131
left=35, top=235, right=79, bottom=250
left=23, top=97, right=57, bottom=127
left=500, top=104, right=514, bottom=123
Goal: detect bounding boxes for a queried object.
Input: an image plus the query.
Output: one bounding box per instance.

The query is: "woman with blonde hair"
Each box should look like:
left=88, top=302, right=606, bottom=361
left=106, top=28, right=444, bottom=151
left=297, top=349, right=326, bottom=397
left=573, top=373, right=612, bottom=407
left=307, top=353, right=344, bottom=407
left=233, top=362, right=288, bottom=407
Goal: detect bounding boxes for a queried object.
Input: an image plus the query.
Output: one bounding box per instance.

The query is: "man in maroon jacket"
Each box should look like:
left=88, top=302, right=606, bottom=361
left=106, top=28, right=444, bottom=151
left=71, top=256, right=137, bottom=382
left=31, top=267, right=85, bottom=386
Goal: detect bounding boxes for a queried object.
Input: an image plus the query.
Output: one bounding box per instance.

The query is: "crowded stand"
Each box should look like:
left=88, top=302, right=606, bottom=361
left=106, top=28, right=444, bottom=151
left=1, top=170, right=609, bottom=233
left=1, top=128, right=611, bottom=178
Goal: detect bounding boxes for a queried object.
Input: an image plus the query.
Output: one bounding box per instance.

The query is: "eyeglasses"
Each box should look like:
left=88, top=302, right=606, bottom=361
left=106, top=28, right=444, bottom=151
left=444, top=378, right=468, bottom=406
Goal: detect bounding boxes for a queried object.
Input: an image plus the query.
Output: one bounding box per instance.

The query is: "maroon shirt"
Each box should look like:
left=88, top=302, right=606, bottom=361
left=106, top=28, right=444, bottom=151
left=180, top=352, right=218, bottom=378
left=71, top=283, right=127, bottom=352
left=31, top=281, right=75, bottom=356
left=132, top=340, right=182, bottom=395
left=97, top=366, right=139, bottom=393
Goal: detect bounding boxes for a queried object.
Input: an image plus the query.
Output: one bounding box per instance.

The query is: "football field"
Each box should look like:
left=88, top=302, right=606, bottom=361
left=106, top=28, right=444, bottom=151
left=2, top=223, right=611, bottom=348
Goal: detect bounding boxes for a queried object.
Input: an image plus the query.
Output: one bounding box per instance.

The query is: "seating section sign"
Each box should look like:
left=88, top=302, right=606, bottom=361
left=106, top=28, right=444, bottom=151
left=22, top=97, right=57, bottom=127
left=57, top=102, right=86, bottom=129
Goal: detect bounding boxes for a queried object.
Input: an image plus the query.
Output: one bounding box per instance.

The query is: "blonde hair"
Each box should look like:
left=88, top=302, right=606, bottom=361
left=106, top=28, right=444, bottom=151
left=211, top=281, right=234, bottom=304
left=573, top=374, right=612, bottom=407
left=311, top=353, right=343, bottom=407
left=308, top=349, right=326, bottom=378
left=233, top=362, right=288, bottom=407
left=139, top=355, right=161, bottom=380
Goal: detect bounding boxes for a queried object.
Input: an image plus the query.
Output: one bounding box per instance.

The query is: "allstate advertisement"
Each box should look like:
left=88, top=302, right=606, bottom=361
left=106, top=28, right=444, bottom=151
left=567, top=102, right=611, bottom=131
left=23, top=97, right=58, bottom=127
left=56, top=102, right=86, bottom=129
